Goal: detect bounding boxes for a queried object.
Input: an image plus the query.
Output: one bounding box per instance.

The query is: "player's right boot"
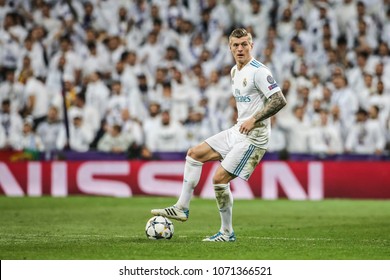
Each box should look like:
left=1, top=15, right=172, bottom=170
left=202, top=231, right=236, bottom=242
left=151, top=205, right=189, bottom=222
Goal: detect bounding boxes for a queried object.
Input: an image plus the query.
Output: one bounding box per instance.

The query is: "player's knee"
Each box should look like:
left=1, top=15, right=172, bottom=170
left=186, top=146, right=202, bottom=161
left=213, top=175, right=223, bottom=185
left=213, top=167, right=235, bottom=184
left=213, top=173, right=228, bottom=185
left=186, top=148, right=197, bottom=160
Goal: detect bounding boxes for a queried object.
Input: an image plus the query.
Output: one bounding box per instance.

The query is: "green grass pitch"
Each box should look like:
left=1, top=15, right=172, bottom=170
left=0, top=196, right=389, bottom=260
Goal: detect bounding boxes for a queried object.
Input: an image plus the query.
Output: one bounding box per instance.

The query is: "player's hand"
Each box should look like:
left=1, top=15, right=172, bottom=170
left=239, top=117, right=256, bottom=135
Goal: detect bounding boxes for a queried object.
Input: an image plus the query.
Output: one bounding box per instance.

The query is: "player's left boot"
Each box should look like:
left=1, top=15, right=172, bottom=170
left=151, top=205, right=189, bottom=222
left=202, top=231, right=236, bottom=242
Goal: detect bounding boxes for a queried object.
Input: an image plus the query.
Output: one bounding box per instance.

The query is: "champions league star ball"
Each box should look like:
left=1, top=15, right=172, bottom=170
left=145, top=216, right=174, bottom=240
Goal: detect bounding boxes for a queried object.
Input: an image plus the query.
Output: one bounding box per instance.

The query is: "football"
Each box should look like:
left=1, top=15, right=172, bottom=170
left=145, top=216, right=174, bottom=240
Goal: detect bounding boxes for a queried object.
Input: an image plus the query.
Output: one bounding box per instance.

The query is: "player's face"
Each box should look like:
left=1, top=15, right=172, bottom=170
left=230, top=36, right=253, bottom=68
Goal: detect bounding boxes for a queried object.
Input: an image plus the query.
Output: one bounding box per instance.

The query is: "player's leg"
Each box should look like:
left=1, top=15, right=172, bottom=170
left=151, top=141, right=222, bottom=221
left=203, top=142, right=266, bottom=242
left=176, top=142, right=222, bottom=209
left=203, top=166, right=237, bottom=242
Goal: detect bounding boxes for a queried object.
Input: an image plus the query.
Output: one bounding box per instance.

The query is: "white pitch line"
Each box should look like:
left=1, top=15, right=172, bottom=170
left=250, top=236, right=336, bottom=241
left=0, top=234, right=387, bottom=243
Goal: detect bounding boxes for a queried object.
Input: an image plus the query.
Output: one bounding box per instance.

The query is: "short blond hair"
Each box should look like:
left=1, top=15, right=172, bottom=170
left=229, top=28, right=253, bottom=44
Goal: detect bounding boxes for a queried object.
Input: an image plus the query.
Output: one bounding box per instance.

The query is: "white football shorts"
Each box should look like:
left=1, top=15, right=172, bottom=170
left=205, top=126, right=266, bottom=181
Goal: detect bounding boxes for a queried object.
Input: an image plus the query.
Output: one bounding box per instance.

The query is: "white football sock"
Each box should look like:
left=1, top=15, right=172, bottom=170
left=176, top=156, right=203, bottom=210
left=214, top=183, right=233, bottom=234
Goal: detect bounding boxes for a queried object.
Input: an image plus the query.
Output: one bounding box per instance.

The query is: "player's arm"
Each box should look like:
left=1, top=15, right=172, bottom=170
left=239, top=91, right=286, bottom=135
left=252, top=91, right=287, bottom=123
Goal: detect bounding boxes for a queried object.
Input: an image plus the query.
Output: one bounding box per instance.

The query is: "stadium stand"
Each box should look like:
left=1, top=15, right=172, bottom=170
left=0, top=0, right=389, bottom=159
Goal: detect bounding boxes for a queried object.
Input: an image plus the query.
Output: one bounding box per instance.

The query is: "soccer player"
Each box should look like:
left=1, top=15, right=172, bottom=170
left=151, top=28, right=287, bottom=242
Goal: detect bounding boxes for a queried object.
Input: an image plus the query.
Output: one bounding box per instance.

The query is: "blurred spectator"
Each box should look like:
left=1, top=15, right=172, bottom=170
left=205, top=70, right=229, bottom=116
left=243, top=0, right=271, bottom=43
left=120, top=108, right=143, bottom=147
left=345, top=108, right=386, bottom=155
left=139, top=31, right=164, bottom=74
left=97, top=123, right=133, bottom=154
left=183, top=106, right=214, bottom=148
left=122, top=51, right=146, bottom=86
left=170, top=68, right=194, bottom=123
left=32, top=2, right=62, bottom=35
left=56, top=111, right=94, bottom=152
left=357, top=72, right=375, bottom=110
left=282, top=105, right=311, bottom=153
left=219, top=96, right=238, bottom=131
left=84, top=71, right=110, bottom=121
left=111, top=56, right=136, bottom=93
left=308, top=109, right=344, bottom=155
left=36, top=105, right=63, bottom=151
left=18, top=35, right=47, bottom=80
left=49, top=36, right=82, bottom=85
left=68, top=92, right=100, bottom=135
left=106, top=80, right=129, bottom=126
left=347, top=1, right=378, bottom=51
left=82, top=41, right=109, bottom=78
left=305, top=98, right=322, bottom=126
left=80, top=1, right=102, bottom=30
left=268, top=116, right=287, bottom=153
left=0, top=0, right=12, bottom=26
left=145, top=110, right=186, bottom=152
left=0, top=12, right=24, bottom=70
left=45, top=54, right=67, bottom=93
left=197, top=7, right=223, bottom=52
left=126, top=73, right=150, bottom=122
left=335, top=0, right=358, bottom=36
left=62, top=73, right=79, bottom=110
left=114, top=7, right=141, bottom=42
left=143, top=102, right=161, bottom=135
left=308, top=73, right=324, bottom=102
left=157, top=81, right=173, bottom=115
left=0, top=68, right=25, bottom=114
left=9, top=116, right=44, bottom=151
left=0, top=99, right=23, bottom=148
left=368, top=80, right=390, bottom=128
left=331, top=74, right=359, bottom=131
left=346, top=51, right=369, bottom=94
left=108, top=38, right=127, bottom=77
left=207, top=0, right=232, bottom=34
left=276, top=7, right=294, bottom=47
left=23, top=69, right=50, bottom=127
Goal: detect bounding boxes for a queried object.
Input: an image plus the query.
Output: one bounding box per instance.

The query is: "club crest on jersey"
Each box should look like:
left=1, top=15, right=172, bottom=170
left=243, top=78, right=247, bottom=87
left=267, top=75, right=275, bottom=84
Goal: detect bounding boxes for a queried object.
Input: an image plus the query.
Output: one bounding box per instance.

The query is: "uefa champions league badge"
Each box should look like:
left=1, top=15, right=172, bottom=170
left=267, top=75, right=278, bottom=90
left=243, top=78, right=247, bottom=87
left=267, top=75, right=275, bottom=84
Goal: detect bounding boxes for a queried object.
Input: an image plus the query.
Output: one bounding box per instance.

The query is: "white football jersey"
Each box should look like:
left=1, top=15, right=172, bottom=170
left=230, top=58, right=281, bottom=148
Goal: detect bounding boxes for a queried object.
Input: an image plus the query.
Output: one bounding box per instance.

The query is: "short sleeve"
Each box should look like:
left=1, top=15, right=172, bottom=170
left=254, top=67, right=281, bottom=99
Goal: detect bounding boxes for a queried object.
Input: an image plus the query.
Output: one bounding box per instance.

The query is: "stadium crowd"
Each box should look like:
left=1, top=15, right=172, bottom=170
left=0, top=0, right=389, bottom=158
